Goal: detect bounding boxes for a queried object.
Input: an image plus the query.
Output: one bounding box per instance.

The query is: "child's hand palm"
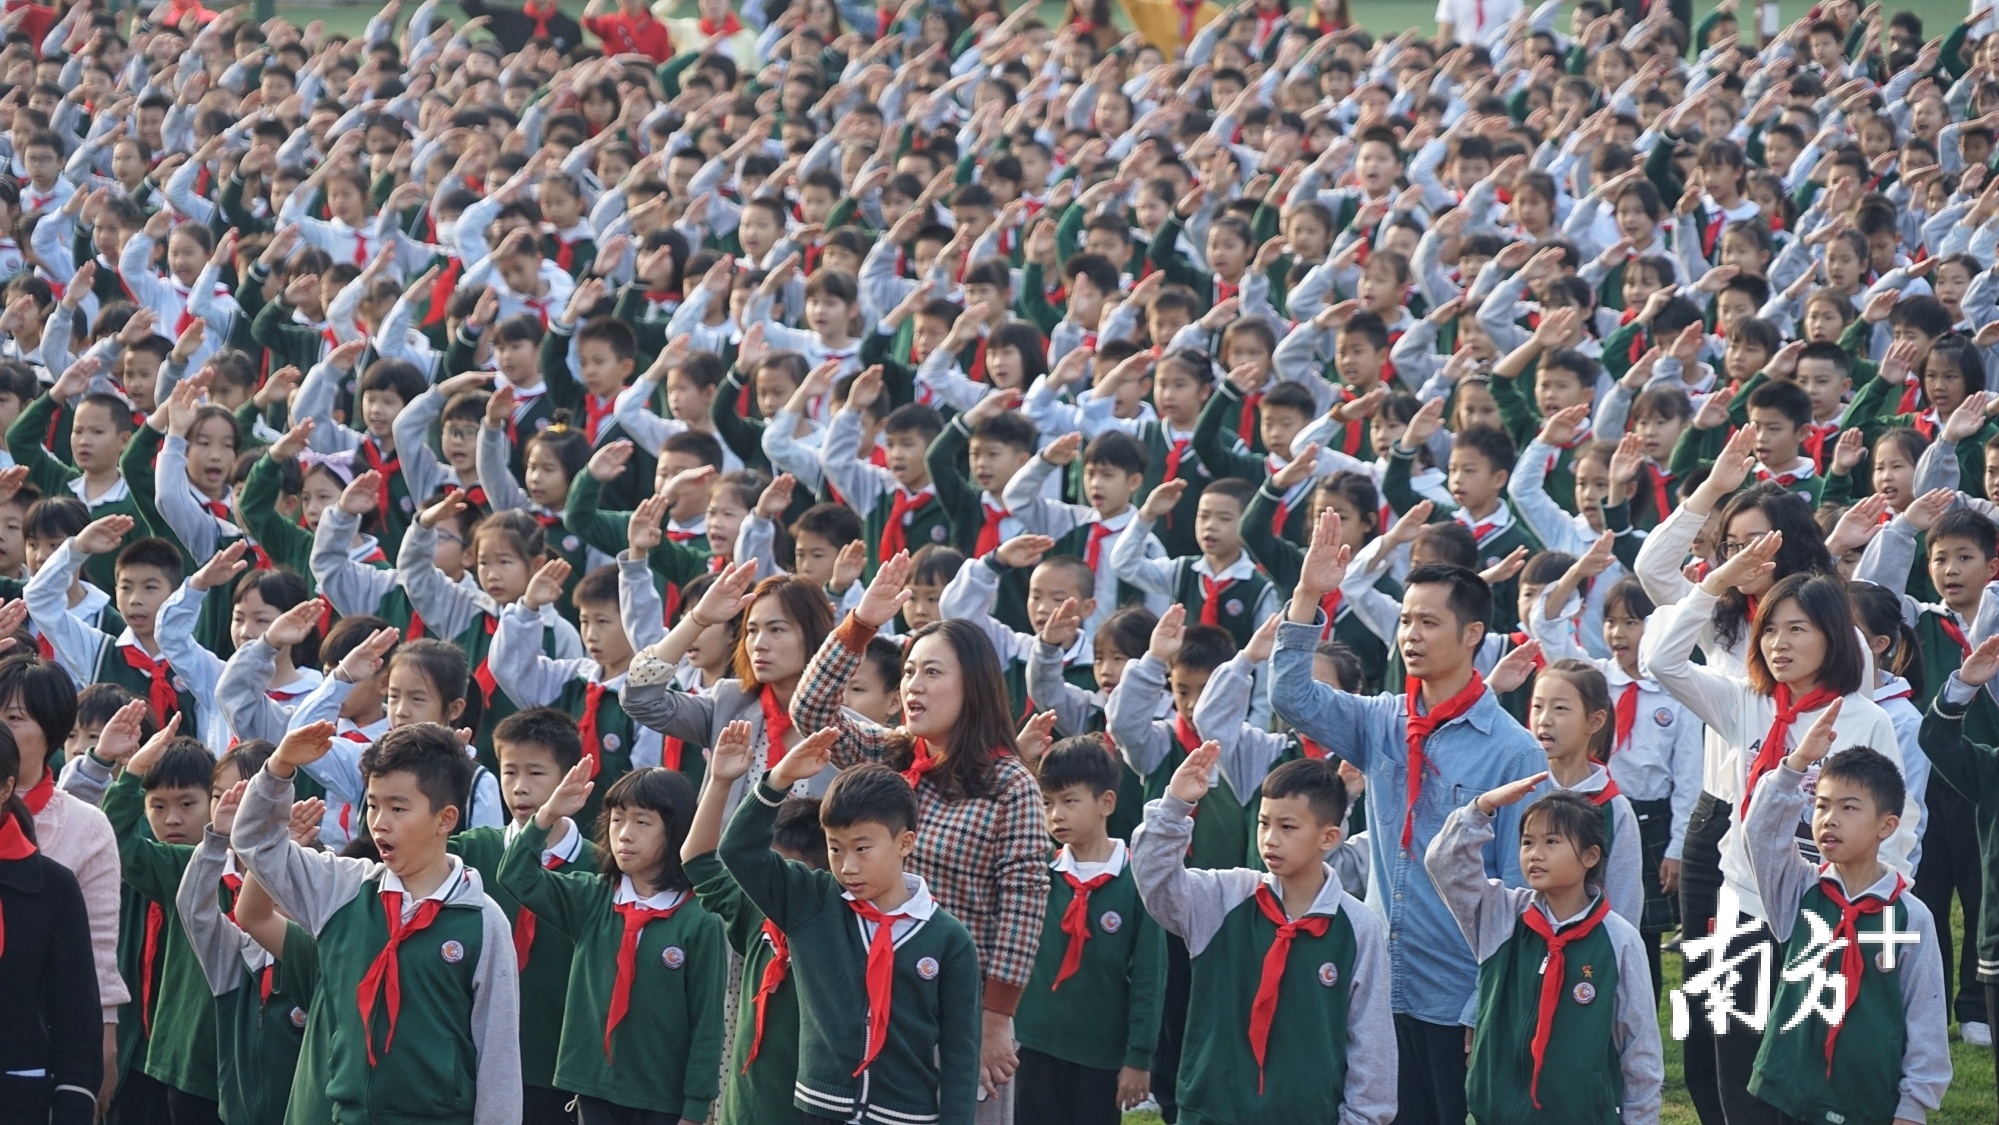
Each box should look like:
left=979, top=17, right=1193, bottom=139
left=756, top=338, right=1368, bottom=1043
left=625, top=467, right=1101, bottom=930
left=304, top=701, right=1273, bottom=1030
left=1167, top=740, right=1218, bottom=804
left=770, top=728, right=836, bottom=788
left=709, top=720, right=756, bottom=784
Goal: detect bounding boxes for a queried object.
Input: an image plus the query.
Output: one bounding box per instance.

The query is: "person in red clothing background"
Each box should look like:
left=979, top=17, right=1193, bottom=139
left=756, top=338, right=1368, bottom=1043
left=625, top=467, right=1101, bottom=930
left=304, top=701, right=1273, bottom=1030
left=582, top=0, right=671, bottom=62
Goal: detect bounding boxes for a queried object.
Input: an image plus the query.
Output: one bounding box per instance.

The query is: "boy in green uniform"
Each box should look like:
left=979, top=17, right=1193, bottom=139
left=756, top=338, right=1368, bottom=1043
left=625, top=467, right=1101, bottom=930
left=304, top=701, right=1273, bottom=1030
left=719, top=734, right=982, bottom=1125
left=683, top=717, right=832, bottom=1125
left=447, top=709, right=595, bottom=1125
left=7, top=359, right=139, bottom=591
left=1745, top=702, right=1950, bottom=1125
left=1131, top=746, right=1396, bottom=1125
left=1383, top=404, right=1541, bottom=633
left=925, top=394, right=1041, bottom=633
left=939, top=539, right=1101, bottom=725
left=230, top=720, right=522, bottom=1125
left=1014, top=737, right=1165, bottom=1125
left=822, top=368, right=952, bottom=582
left=25, top=518, right=198, bottom=729
left=1192, top=377, right=1322, bottom=550
left=1110, top=477, right=1276, bottom=650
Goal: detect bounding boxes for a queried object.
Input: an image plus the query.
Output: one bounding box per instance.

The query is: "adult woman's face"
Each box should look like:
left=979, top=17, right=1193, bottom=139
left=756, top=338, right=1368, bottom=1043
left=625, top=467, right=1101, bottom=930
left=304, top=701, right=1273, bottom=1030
left=900, top=635, right=965, bottom=741
left=1723, top=509, right=1777, bottom=597
left=744, top=594, right=806, bottom=686
left=1759, top=597, right=1828, bottom=690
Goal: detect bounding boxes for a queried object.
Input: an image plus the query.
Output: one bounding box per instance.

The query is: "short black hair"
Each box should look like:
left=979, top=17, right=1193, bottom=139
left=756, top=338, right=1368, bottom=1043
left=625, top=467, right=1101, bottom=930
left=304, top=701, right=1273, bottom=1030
left=143, top=738, right=215, bottom=793
left=1083, top=431, right=1147, bottom=476
left=115, top=537, right=185, bottom=586
left=495, top=707, right=584, bottom=773
left=1094, top=605, right=1157, bottom=659
left=1451, top=425, right=1517, bottom=476
left=1037, top=735, right=1119, bottom=796
left=773, top=797, right=828, bottom=866
left=971, top=411, right=1038, bottom=456
left=595, top=766, right=696, bottom=890
left=1173, top=624, right=1236, bottom=676
left=359, top=723, right=473, bottom=822
left=884, top=403, right=944, bottom=442
left=1816, top=745, right=1908, bottom=817
left=791, top=502, right=864, bottom=545
left=1932, top=508, right=1999, bottom=561
left=0, top=656, right=78, bottom=765
left=1746, top=379, right=1813, bottom=429
left=1521, top=790, right=1610, bottom=886
left=821, top=762, right=918, bottom=837
left=1262, top=757, right=1349, bottom=827
left=1404, top=564, right=1494, bottom=630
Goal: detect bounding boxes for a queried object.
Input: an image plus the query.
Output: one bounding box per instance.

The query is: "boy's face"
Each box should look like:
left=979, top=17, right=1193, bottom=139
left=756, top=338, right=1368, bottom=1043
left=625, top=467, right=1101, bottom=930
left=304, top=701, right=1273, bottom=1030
left=1042, top=781, right=1115, bottom=848
left=115, top=562, right=174, bottom=637
left=441, top=417, right=480, bottom=472
left=791, top=531, right=841, bottom=587
left=361, top=389, right=404, bottom=440
left=912, top=313, right=951, bottom=362
left=1810, top=774, right=1897, bottom=867
left=1747, top=406, right=1802, bottom=466
left=659, top=451, right=713, bottom=519
left=577, top=339, right=632, bottom=398
left=1724, top=340, right=1770, bottom=384
left=883, top=428, right=931, bottom=489
left=497, top=741, right=565, bottom=825
left=1082, top=462, right=1143, bottom=516
left=1026, top=565, right=1094, bottom=643
left=824, top=818, right=917, bottom=904
left=1261, top=406, right=1310, bottom=462
left=1334, top=334, right=1384, bottom=388
left=1167, top=664, right=1212, bottom=723
left=145, top=782, right=209, bottom=845
left=966, top=436, right=1031, bottom=496
left=753, top=369, right=798, bottom=420
left=1715, top=291, right=1757, bottom=333
left=21, top=143, right=57, bottom=187
left=69, top=401, right=128, bottom=475
left=843, top=660, right=900, bottom=725
left=1446, top=447, right=1505, bottom=512
left=1256, top=793, right=1341, bottom=877
left=63, top=720, right=104, bottom=768
left=1194, top=493, right=1244, bottom=559
left=578, top=598, right=635, bottom=673
left=1533, top=366, right=1590, bottom=418
left=902, top=580, right=945, bottom=631
left=1927, top=535, right=1998, bottom=613
left=365, top=768, right=458, bottom=873
left=1789, top=359, right=1850, bottom=420
left=1354, top=139, right=1399, bottom=193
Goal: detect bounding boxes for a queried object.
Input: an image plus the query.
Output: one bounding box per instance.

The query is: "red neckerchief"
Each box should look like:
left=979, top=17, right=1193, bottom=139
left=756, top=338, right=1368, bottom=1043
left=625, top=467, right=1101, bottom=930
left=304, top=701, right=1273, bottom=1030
left=423, top=257, right=462, bottom=328
left=974, top=501, right=1009, bottom=556
left=848, top=897, right=909, bottom=1074
left=1940, top=615, right=1972, bottom=657
left=359, top=440, right=398, bottom=522
left=1701, top=209, right=1727, bottom=260
left=1174, top=0, right=1203, bottom=40
left=1317, top=589, right=1344, bottom=641
left=1613, top=681, right=1639, bottom=755
left=700, top=13, right=744, bottom=36
left=583, top=393, right=615, bottom=444
left=1248, top=885, right=1330, bottom=1092
left=1199, top=574, right=1234, bottom=626
left=880, top=489, right=933, bottom=562
left=1816, top=869, right=1906, bottom=1073
left=513, top=851, right=565, bottom=972
left=1215, top=276, right=1240, bottom=306
left=1505, top=632, right=1549, bottom=672
left=140, top=899, right=165, bottom=1032
left=357, top=888, right=446, bottom=1064
left=605, top=893, right=685, bottom=1059
left=1801, top=422, right=1838, bottom=471
left=1236, top=389, right=1264, bottom=447
left=578, top=682, right=607, bottom=766
left=1162, top=436, right=1191, bottom=485
left=522, top=0, right=557, bottom=39
left=0, top=809, right=38, bottom=958
left=20, top=771, right=53, bottom=814
left=1401, top=673, right=1486, bottom=847
left=760, top=686, right=793, bottom=768
left=743, top=919, right=790, bottom=1071
left=1587, top=777, right=1622, bottom=804
left=901, top=739, right=942, bottom=788
left=1740, top=683, right=1840, bottom=817
left=1085, top=522, right=1116, bottom=571
left=1522, top=895, right=1613, bottom=1107
left=472, top=616, right=500, bottom=707
left=1335, top=385, right=1367, bottom=456
left=121, top=644, right=178, bottom=725
left=1644, top=463, right=1674, bottom=523
left=1053, top=864, right=1116, bottom=988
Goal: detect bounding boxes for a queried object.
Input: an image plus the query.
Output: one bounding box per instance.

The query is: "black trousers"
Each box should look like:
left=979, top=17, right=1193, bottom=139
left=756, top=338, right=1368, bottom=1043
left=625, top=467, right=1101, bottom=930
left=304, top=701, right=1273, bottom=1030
left=1391, top=1015, right=1469, bottom=1125
left=110, top=1070, right=170, bottom=1125
left=1016, top=1047, right=1120, bottom=1125
left=1679, top=790, right=1731, bottom=1125
left=522, top=1085, right=574, bottom=1125
left=1987, top=985, right=1999, bottom=1121
left=575, top=1096, right=676, bottom=1125
left=1630, top=795, right=1677, bottom=1002
left=1916, top=781, right=1988, bottom=1023
left=1150, top=933, right=1193, bottom=1123
left=163, top=1089, right=221, bottom=1125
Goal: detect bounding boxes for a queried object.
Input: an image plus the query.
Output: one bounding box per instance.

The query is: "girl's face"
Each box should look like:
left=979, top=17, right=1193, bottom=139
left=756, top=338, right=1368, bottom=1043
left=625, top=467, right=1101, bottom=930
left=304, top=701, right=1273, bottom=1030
left=327, top=178, right=366, bottom=225
left=1284, top=210, right=1330, bottom=262
left=1758, top=595, right=1828, bottom=689
left=606, top=802, right=669, bottom=891
left=186, top=414, right=236, bottom=499
left=474, top=535, right=536, bottom=605
left=986, top=344, right=1025, bottom=390
left=1323, top=492, right=1370, bottom=551
left=1823, top=240, right=1862, bottom=291
left=743, top=594, right=807, bottom=686
left=301, top=467, right=343, bottom=530
left=1602, top=600, right=1645, bottom=669
left=1510, top=189, right=1553, bottom=235
left=1934, top=263, right=1974, bottom=316
left=385, top=661, right=463, bottom=728
left=1573, top=456, right=1611, bottom=530
left=1803, top=298, right=1849, bottom=344
left=523, top=444, right=570, bottom=509
left=704, top=491, right=748, bottom=563
left=230, top=588, right=284, bottom=654
left=1370, top=412, right=1409, bottom=460
left=684, top=620, right=737, bottom=676
left=1453, top=383, right=1501, bottom=431
left=1519, top=808, right=1599, bottom=895
left=899, top=634, right=964, bottom=741
left=1872, top=440, right=1916, bottom=510
left=111, top=140, right=148, bottom=186
left=1205, top=228, right=1250, bottom=279
left=844, top=660, right=901, bottom=725
left=1527, top=675, right=1604, bottom=762
left=1724, top=508, right=1778, bottom=596
left=167, top=231, right=206, bottom=284
left=1922, top=351, right=1969, bottom=418
left=1614, top=192, right=1656, bottom=244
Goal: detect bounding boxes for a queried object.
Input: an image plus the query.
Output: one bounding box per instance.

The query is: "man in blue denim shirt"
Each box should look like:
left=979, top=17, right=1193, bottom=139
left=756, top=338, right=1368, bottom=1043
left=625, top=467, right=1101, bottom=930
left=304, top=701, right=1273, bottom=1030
left=1272, top=511, right=1544, bottom=1125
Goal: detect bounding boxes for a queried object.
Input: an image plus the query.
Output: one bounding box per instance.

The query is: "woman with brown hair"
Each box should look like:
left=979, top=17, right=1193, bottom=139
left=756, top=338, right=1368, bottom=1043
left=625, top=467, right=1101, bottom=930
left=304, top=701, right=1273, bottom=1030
left=624, top=559, right=838, bottom=807
left=789, top=551, right=1050, bottom=1125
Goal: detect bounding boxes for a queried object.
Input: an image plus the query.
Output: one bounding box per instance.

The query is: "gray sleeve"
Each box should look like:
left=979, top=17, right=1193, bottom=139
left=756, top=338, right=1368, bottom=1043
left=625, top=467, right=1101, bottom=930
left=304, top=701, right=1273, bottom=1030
left=476, top=423, right=531, bottom=513
left=1914, top=435, right=1963, bottom=497
left=1895, top=897, right=1953, bottom=1122
left=392, top=388, right=451, bottom=503
left=1338, top=901, right=1400, bottom=1125
left=621, top=651, right=724, bottom=743
left=55, top=752, right=113, bottom=807
left=1110, top=517, right=1177, bottom=597
left=1855, top=515, right=1921, bottom=594
left=230, top=765, right=371, bottom=937
left=470, top=896, right=524, bottom=1125
left=1609, top=919, right=1666, bottom=1125
left=820, top=410, right=887, bottom=517
left=1742, top=762, right=1815, bottom=943
left=395, top=522, right=478, bottom=641
left=1422, top=804, right=1538, bottom=961
left=1027, top=640, right=1099, bottom=737
left=1129, top=792, right=1263, bottom=955
left=1607, top=797, right=1644, bottom=926
left=617, top=555, right=666, bottom=655
left=311, top=508, right=395, bottom=619
left=215, top=638, right=292, bottom=747
left=25, top=540, right=106, bottom=689
left=176, top=829, right=253, bottom=997
left=488, top=601, right=566, bottom=708
left=1194, top=654, right=1292, bottom=800
left=1106, top=655, right=1173, bottom=778
left=154, top=435, right=220, bottom=559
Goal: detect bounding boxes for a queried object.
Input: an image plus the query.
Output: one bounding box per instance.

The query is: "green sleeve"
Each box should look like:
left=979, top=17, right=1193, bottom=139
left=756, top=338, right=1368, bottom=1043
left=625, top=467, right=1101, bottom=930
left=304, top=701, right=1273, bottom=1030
left=1191, top=381, right=1261, bottom=484
left=1240, top=487, right=1301, bottom=592
left=825, top=196, right=860, bottom=233
left=443, top=328, right=483, bottom=377
left=250, top=299, right=321, bottom=370
left=711, top=369, right=769, bottom=472
left=219, top=175, right=274, bottom=236
left=1820, top=468, right=1854, bottom=508
left=1489, top=368, right=1540, bottom=449
left=1724, top=369, right=1771, bottom=428
left=1643, top=135, right=1685, bottom=207
left=924, top=418, right=983, bottom=550
left=1123, top=906, right=1166, bottom=1071
left=1602, top=501, right=1644, bottom=571
left=8, top=392, right=77, bottom=496
left=1017, top=262, right=1062, bottom=336
left=234, top=400, right=274, bottom=452
left=1668, top=422, right=1716, bottom=479
left=1691, top=9, right=1722, bottom=57
left=539, top=328, right=581, bottom=414
left=563, top=471, right=632, bottom=558
left=242, top=455, right=313, bottom=576
left=685, top=851, right=764, bottom=956
left=119, top=425, right=167, bottom=541
left=1249, top=197, right=1282, bottom=246
left=716, top=780, right=831, bottom=933
left=104, top=773, right=190, bottom=904
left=496, top=820, right=597, bottom=938
left=657, top=52, right=701, bottom=98
left=1382, top=448, right=1453, bottom=519
left=1920, top=705, right=1991, bottom=803
left=1053, top=202, right=1086, bottom=271
left=1837, top=315, right=1875, bottom=362
left=1600, top=322, right=1642, bottom=382
left=1146, top=217, right=1211, bottom=297
left=1944, top=20, right=1974, bottom=80
left=679, top=911, right=730, bottom=1122
left=277, top=923, right=318, bottom=1003
left=1838, top=368, right=1902, bottom=429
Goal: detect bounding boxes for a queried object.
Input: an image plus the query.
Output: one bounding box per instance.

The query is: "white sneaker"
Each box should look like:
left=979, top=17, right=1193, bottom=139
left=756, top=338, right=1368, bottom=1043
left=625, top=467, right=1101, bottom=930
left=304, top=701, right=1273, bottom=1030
left=1963, top=1021, right=1992, bottom=1047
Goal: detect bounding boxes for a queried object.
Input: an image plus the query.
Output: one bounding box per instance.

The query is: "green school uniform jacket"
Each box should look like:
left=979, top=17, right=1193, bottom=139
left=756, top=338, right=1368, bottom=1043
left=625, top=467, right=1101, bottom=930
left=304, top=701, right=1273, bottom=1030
left=229, top=766, right=520, bottom=1125
left=118, top=425, right=242, bottom=656
left=1133, top=420, right=1213, bottom=559
left=686, top=851, right=806, bottom=1125
left=177, top=831, right=316, bottom=1125
left=1743, top=762, right=1951, bottom=1125
left=1013, top=844, right=1165, bottom=1073
left=103, top=774, right=218, bottom=1101
left=1193, top=381, right=1297, bottom=523
left=1114, top=657, right=1255, bottom=871
left=500, top=821, right=726, bottom=1119
left=1239, top=483, right=1392, bottom=691
left=563, top=471, right=713, bottom=614
left=1169, top=559, right=1273, bottom=651
left=1128, top=793, right=1396, bottom=1125
left=450, top=823, right=594, bottom=1095
left=924, top=417, right=1032, bottom=624
left=1381, top=445, right=1540, bottom=632
left=711, top=367, right=772, bottom=477
left=536, top=325, right=656, bottom=513
left=93, top=639, right=198, bottom=746
left=250, top=298, right=330, bottom=378
left=1491, top=368, right=1582, bottom=513
left=720, top=779, right=983, bottom=1125
left=8, top=394, right=142, bottom=589
left=541, top=231, right=598, bottom=281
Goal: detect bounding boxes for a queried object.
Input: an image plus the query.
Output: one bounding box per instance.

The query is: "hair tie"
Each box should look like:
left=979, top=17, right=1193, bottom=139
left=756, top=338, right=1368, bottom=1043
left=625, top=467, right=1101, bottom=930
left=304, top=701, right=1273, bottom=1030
left=298, top=448, right=360, bottom=487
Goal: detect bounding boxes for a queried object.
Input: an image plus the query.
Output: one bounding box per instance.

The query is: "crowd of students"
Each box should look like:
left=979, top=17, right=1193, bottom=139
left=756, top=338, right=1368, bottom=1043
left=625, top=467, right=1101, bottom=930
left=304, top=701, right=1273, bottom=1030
left=3, top=0, right=1999, bottom=1122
